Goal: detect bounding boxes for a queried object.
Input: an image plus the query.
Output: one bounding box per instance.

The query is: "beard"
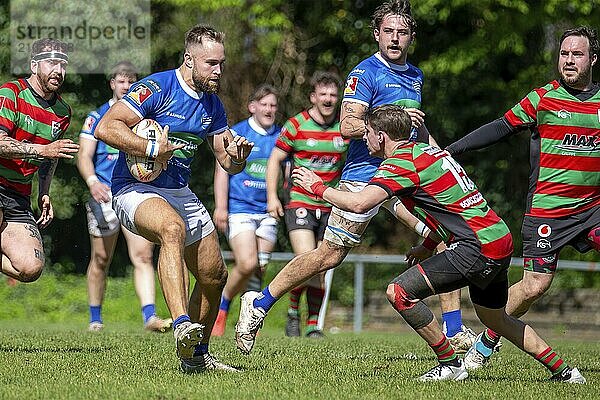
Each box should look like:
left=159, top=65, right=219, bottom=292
left=37, top=71, right=63, bottom=94
left=560, top=63, right=591, bottom=88
left=192, top=71, right=220, bottom=94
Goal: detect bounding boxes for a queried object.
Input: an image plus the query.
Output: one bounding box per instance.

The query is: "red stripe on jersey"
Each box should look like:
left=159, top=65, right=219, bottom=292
left=539, top=153, right=600, bottom=172
left=286, top=200, right=331, bottom=212
left=537, top=97, right=600, bottom=114
left=535, top=180, right=600, bottom=198
left=421, top=170, right=460, bottom=197
left=275, top=138, right=292, bottom=153
left=528, top=198, right=600, bottom=218
left=16, top=97, right=66, bottom=127
left=538, top=124, right=599, bottom=140
left=503, top=109, right=522, bottom=127
left=14, top=127, right=52, bottom=144
left=0, top=175, right=32, bottom=196
left=465, top=212, right=502, bottom=232
left=0, top=157, right=39, bottom=176
left=481, top=232, right=513, bottom=259
left=519, top=96, right=538, bottom=121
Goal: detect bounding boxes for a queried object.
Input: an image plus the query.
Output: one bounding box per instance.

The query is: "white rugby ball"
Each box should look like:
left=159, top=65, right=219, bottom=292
left=126, top=119, right=164, bottom=182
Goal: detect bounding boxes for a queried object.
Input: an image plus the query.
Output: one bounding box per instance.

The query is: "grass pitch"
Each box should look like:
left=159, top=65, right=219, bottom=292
left=0, top=320, right=598, bottom=400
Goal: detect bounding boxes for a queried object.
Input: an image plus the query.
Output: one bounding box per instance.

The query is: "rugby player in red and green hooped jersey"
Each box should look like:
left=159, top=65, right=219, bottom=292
left=293, top=104, right=585, bottom=383
left=0, top=38, right=78, bottom=284
left=447, top=26, right=599, bottom=378
left=265, top=71, right=349, bottom=338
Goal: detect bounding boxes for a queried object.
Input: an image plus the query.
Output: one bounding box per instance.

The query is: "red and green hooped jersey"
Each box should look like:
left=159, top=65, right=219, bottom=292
left=504, top=80, right=600, bottom=218
left=0, top=79, right=71, bottom=196
left=370, top=143, right=513, bottom=260
left=276, top=110, right=349, bottom=211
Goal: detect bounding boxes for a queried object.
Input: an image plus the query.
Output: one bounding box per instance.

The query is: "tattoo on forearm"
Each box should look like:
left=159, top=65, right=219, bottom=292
left=26, top=223, right=43, bottom=243
left=341, top=103, right=367, bottom=137
left=0, top=136, right=41, bottom=159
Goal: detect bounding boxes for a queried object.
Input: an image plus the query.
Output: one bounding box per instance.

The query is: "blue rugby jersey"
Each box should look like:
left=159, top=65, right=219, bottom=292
left=80, top=99, right=119, bottom=187
left=341, top=53, right=423, bottom=183
left=112, top=69, right=228, bottom=193
left=227, top=117, right=280, bottom=214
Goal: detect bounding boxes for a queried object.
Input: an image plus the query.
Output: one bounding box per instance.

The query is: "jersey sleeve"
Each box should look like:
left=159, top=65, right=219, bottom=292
left=121, top=79, right=164, bottom=119
left=206, top=97, right=228, bottom=136
left=503, top=84, right=554, bottom=129
left=275, top=118, right=297, bottom=153
left=0, top=85, right=18, bottom=134
left=79, top=110, right=101, bottom=140
left=342, top=66, right=373, bottom=106
left=369, top=153, right=418, bottom=197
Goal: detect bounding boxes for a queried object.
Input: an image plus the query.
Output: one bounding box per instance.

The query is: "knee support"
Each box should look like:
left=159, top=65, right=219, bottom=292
left=258, top=251, right=271, bottom=268
left=388, top=267, right=435, bottom=330
left=586, top=226, right=600, bottom=251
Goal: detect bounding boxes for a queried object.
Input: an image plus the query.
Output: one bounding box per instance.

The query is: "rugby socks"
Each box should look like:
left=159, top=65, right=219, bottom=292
left=173, top=314, right=191, bottom=331
left=430, top=335, right=460, bottom=366
left=141, top=304, right=156, bottom=324
left=193, top=343, right=209, bottom=357
left=89, top=305, right=102, bottom=323
left=536, top=347, right=568, bottom=375
left=253, top=286, right=278, bottom=312
left=219, top=296, right=232, bottom=313
left=483, top=328, right=501, bottom=347
left=288, top=286, right=305, bottom=317
left=441, top=309, right=462, bottom=337
left=306, top=286, right=325, bottom=333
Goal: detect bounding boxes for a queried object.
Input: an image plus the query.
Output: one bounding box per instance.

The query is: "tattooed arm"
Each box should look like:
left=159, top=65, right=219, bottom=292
left=36, top=159, right=58, bottom=228
left=0, top=130, right=79, bottom=160
left=339, top=101, right=368, bottom=139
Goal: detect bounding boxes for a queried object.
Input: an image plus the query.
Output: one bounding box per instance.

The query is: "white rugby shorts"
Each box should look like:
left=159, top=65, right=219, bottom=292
left=113, top=183, right=214, bottom=246
left=228, top=212, right=277, bottom=242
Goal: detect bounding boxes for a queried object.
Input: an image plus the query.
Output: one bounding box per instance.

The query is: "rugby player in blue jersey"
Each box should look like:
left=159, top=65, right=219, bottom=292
left=77, top=62, right=171, bottom=333
left=211, top=84, right=280, bottom=337
left=236, top=0, right=473, bottom=356
left=96, top=25, right=253, bottom=373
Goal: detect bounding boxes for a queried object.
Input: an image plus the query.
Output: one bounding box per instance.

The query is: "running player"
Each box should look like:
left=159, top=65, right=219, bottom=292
left=77, top=61, right=171, bottom=333
left=447, top=26, right=600, bottom=374
left=95, top=25, right=253, bottom=373
left=0, top=38, right=79, bottom=283
left=292, top=104, right=585, bottom=383
left=211, top=84, right=280, bottom=337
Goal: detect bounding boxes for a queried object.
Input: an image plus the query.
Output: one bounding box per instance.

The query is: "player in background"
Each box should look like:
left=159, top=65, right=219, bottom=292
left=77, top=61, right=171, bottom=333
left=211, top=84, right=280, bottom=337
left=235, top=0, right=475, bottom=353
left=96, top=25, right=253, bottom=373
left=0, top=38, right=78, bottom=283
left=447, top=26, right=600, bottom=374
left=265, top=71, right=348, bottom=338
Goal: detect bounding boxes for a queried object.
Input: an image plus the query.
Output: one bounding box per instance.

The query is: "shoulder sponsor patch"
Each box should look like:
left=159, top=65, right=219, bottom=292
left=128, top=83, right=154, bottom=106
left=344, top=76, right=359, bottom=96
left=83, top=115, right=96, bottom=132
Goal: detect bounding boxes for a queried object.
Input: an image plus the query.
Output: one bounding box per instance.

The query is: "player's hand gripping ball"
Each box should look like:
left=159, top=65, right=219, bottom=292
left=126, top=119, right=165, bottom=182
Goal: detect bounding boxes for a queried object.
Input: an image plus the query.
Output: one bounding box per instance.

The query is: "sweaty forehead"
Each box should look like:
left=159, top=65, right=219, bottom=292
left=561, top=35, right=590, bottom=51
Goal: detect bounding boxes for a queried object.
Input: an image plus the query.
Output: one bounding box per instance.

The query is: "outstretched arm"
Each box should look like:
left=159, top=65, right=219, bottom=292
left=0, top=131, right=78, bottom=160
left=446, top=118, right=515, bottom=156
left=292, top=166, right=388, bottom=213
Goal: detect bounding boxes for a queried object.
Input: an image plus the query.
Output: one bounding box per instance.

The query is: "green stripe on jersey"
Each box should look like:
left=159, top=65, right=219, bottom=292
left=0, top=166, right=35, bottom=182
left=532, top=192, right=595, bottom=210
left=290, top=191, right=330, bottom=207
left=538, top=167, right=600, bottom=186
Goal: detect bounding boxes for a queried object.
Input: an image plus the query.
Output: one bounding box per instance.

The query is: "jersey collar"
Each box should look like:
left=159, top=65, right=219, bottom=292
left=175, top=68, right=203, bottom=100
left=375, top=52, right=409, bottom=72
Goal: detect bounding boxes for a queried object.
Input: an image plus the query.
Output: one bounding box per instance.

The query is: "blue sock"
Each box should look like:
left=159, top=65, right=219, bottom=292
left=141, top=304, right=156, bottom=323
left=173, top=314, right=191, bottom=331
left=89, top=305, right=102, bottom=323
left=253, top=286, right=278, bottom=313
left=442, top=309, right=463, bottom=337
left=219, top=296, right=231, bottom=312
left=193, top=343, right=209, bottom=357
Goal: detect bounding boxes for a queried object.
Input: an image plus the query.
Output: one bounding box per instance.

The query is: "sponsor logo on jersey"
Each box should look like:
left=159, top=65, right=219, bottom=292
left=243, top=179, right=266, bottom=189
left=166, top=111, right=186, bottom=120
left=412, top=81, right=422, bottom=95
left=306, top=138, right=317, bottom=147
left=25, top=115, right=34, bottom=125
left=83, top=115, right=96, bottom=132
left=295, top=207, right=308, bottom=218
left=459, top=192, right=483, bottom=208
left=350, top=68, right=365, bottom=75
left=333, top=136, right=345, bottom=149
left=344, top=76, right=359, bottom=96
left=246, top=159, right=267, bottom=179
left=201, top=116, right=213, bottom=126
left=128, top=83, right=153, bottom=106
left=554, top=134, right=600, bottom=153
left=536, top=238, right=551, bottom=249
left=537, top=224, right=552, bottom=238
left=557, top=109, right=571, bottom=119
left=51, top=121, right=62, bottom=139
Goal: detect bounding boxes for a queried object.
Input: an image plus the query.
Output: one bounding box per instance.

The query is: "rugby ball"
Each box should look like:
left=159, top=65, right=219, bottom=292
left=126, top=119, right=164, bottom=182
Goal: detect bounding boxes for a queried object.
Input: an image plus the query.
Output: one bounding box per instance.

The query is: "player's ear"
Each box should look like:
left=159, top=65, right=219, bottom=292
left=30, top=60, right=38, bottom=75
left=591, top=52, right=598, bottom=67
left=248, top=101, right=256, bottom=114
left=184, top=53, right=193, bottom=69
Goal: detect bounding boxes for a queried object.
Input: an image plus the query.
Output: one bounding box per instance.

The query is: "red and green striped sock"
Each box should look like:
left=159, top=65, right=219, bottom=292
left=288, top=286, right=305, bottom=317
left=536, top=347, right=568, bottom=375
left=483, top=328, right=501, bottom=347
left=430, top=335, right=459, bottom=366
left=306, top=286, right=325, bottom=332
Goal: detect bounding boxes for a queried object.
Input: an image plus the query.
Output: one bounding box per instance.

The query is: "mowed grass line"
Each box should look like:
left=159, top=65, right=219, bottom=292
left=0, top=321, right=598, bottom=400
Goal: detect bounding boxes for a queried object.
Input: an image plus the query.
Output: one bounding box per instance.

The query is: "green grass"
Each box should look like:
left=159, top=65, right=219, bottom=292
left=1, top=274, right=599, bottom=399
